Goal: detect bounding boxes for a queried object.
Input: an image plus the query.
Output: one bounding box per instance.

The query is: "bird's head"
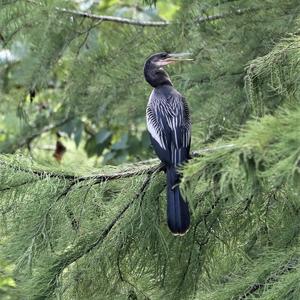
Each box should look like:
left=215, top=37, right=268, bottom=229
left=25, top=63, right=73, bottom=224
left=146, top=52, right=193, bottom=68
left=144, top=52, right=193, bottom=87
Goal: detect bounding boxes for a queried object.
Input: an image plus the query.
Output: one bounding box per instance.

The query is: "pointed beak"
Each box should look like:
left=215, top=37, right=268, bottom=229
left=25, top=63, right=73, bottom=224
left=157, top=52, right=193, bottom=66
left=168, top=52, right=193, bottom=60
left=165, top=52, right=193, bottom=64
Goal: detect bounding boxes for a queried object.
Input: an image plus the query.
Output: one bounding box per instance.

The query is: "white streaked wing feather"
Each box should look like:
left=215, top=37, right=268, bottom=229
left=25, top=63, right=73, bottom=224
left=146, top=106, right=166, bottom=150
left=146, top=88, right=191, bottom=153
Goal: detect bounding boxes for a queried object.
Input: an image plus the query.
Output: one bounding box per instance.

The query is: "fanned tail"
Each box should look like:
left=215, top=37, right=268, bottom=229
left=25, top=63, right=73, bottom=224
left=166, top=167, right=190, bottom=235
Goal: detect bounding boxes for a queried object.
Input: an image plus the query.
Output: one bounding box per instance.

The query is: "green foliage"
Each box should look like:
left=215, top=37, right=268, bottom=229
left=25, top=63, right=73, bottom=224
left=1, top=0, right=298, bottom=159
left=1, top=0, right=300, bottom=299
left=245, top=35, right=300, bottom=116
left=0, top=260, right=15, bottom=300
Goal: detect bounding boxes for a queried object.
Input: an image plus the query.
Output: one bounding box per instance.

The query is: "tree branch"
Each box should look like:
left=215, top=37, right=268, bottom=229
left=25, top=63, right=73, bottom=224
left=32, top=172, right=155, bottom=299
left=56, top=7, right=170, bottom=27
left=0, top=144, right=236, bottom=183
left=54, top=7, right=260, bottom=27
left=195, top=7, right=260, bottom=25
left=0, top=179, right=38, bottom=192
left=236, top=257, right=299, bottom=299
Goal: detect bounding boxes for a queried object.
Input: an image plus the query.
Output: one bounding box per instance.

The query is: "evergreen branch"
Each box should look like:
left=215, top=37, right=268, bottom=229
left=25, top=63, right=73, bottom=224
left=236, top=257, right=299, bottom=299
left=23, top=184, right=76, bottom=258
left=0, top=144, right=236, bottom=183
left=215, top=0, right=241, bottom=6
left=32, top=172, right=155, bottom=299
left=117, top=248, right=151, bottom=300
left=195, top=7, right=260, bottom=25
left=0, top=178, right=38, bottom=192
left=54, top=7, right=260, bottom=27
left=0, top=161, right=163, bottom=182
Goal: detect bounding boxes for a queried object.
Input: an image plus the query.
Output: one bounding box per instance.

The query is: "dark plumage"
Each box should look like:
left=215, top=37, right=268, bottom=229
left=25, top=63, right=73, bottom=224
left=144, top=52, right=192, bottom=235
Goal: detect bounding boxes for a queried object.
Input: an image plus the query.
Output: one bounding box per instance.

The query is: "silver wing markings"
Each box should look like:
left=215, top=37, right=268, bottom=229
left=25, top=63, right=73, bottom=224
left=146, top=89, right=191, bottom=165
left=146, top=105, right=167, bottom=150
left=165, top=95, right=191, bottom=150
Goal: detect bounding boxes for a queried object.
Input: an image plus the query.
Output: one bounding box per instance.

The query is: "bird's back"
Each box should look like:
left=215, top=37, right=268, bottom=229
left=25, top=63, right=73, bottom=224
left=147, top=85, right=191, bottom=166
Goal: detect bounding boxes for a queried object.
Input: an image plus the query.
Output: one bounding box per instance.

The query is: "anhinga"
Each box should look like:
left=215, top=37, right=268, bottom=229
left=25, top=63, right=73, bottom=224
left=144, top=52, right=192, bottom=235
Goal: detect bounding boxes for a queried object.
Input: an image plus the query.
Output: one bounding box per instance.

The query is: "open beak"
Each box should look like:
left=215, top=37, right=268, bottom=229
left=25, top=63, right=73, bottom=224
left=159, top=52, right=193, bottom=66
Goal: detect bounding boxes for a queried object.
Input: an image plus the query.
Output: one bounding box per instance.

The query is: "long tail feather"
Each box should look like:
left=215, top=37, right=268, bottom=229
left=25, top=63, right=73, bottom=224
left=166, top=167, right=190, bottom=235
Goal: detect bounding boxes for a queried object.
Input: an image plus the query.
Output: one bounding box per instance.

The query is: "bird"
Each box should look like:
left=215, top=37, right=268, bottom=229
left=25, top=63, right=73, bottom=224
left=144, top=52, right=192, bottom=235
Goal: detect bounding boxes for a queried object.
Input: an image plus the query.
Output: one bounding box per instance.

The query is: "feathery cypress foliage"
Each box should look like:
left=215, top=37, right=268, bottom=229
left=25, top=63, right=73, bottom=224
left=1, top=0, right=300, bottom=299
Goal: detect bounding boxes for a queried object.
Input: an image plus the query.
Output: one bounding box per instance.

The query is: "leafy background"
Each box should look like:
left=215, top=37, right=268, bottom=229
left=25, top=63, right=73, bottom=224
left=1, top=0, right=300, bottom=299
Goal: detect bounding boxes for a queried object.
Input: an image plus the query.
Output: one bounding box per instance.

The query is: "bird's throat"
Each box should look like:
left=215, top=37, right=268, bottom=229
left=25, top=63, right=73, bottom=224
left=144, top=67, right=172, bottom=88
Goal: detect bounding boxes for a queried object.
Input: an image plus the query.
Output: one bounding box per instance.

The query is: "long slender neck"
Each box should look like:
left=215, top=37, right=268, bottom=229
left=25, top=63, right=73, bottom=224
left=144, top=64, right=172, bottom=88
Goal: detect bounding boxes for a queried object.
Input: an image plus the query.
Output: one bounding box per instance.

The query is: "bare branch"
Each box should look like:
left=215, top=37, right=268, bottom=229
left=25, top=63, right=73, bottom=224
left=54, top=7, right=260, bottom=28
left=56, top=7, right=170, bottom=27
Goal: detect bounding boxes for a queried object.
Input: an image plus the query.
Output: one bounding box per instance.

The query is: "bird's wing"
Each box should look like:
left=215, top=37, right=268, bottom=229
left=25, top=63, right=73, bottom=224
left=146, top=89, right=191, bottom=166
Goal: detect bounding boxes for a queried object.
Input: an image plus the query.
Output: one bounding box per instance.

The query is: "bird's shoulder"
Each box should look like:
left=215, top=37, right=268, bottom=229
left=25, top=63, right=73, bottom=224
left=150, top=85, right=184, bottom=105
